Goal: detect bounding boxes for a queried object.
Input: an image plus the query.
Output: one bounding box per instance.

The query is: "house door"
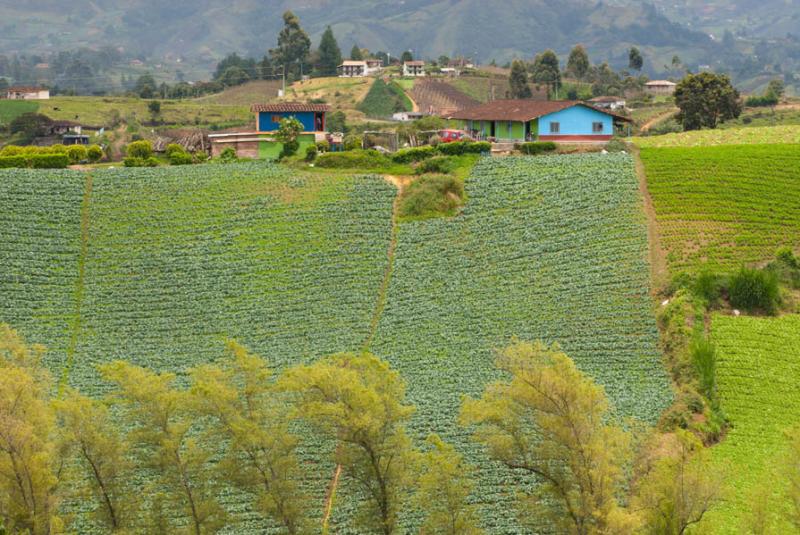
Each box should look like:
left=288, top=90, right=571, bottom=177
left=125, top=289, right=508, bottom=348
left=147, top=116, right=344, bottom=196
left=315, top=113, right=324, bottom=131
left=524, top=121, right=531, bottom=140
left=490, top=121, right=496, bottom=138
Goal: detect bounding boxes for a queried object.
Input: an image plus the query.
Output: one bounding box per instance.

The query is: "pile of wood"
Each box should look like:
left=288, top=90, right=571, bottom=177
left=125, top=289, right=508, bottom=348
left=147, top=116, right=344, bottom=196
left=152, top=130, right=209, bottom=154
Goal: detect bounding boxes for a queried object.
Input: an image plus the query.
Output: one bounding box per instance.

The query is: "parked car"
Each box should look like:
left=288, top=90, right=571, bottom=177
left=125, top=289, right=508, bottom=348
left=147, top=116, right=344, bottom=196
left=437, top=129, right=473, bottom=143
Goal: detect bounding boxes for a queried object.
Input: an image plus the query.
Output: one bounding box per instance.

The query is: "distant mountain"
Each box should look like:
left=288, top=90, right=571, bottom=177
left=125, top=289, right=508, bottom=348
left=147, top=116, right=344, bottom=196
left=0, top=0, right=719, bottom=76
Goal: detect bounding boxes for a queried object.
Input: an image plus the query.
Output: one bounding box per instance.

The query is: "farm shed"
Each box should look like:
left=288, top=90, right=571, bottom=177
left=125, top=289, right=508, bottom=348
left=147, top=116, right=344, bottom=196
left=449, top=100, right=631, bottom=142
left=6, top=86, right=50, bottom=100
left=645, top=80, right=677, bottom=95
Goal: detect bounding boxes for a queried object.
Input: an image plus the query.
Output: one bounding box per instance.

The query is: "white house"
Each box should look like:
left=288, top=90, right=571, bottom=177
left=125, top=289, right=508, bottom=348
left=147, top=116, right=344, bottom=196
left=338, top=60, right=382, bottom=78
left=645, top=80, right=677, bottom=96
left=588, top=96, right=627, bottom=110
left=6, top=86, right=50, bottom=100
left=403, top=61, right=426, bottom=77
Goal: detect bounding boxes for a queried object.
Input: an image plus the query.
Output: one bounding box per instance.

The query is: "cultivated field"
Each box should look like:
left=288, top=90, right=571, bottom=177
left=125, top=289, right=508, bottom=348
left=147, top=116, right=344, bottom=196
left=640, top=144, right=800, bottom=273
left=634, top=124, right=800, bottom=147
left=702, top=314, right=800, bottom=533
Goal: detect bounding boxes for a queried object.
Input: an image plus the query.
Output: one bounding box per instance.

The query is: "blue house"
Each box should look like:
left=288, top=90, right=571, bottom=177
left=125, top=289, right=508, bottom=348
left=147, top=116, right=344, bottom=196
left=449, top=100, right=631, bottom=142
left=251, top=102, right=330, bottom=133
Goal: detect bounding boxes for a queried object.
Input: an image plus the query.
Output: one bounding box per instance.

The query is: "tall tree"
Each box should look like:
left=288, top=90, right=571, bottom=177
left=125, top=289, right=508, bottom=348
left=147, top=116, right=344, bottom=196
left=316, top=26, right=342, bottom=77
left=350, top=44, right=364, bottom=61
left=400, top=50, right=413, bottom=63
left=509, top=59, right=532, bottom=99
left=567, top=44, right=590, bottom=80
left=270, top=11, right=311, bottom=81
left=0, top=325, right=62, bottom=535
left=629, top=47, right=644, bottom=72
left=258, top=54, right=273, bottom=80
left=460, top=340, right=637, bottom=534
left=280, top=352, right=415, bottom=535
left=100, top=361, right=226, bottom=535
left=190, top=341, right=307, bottom=534
left=531, top=49, right=561, bottom=95
left=54, top=390, right=137, bottom=532
left=674, top=72, right=742, bottom=130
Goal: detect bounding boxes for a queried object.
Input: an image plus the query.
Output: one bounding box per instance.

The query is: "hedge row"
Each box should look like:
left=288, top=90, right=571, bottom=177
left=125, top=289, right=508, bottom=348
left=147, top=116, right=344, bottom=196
left=0, top=154, right=70, bottom=169
left=315, top=150, right=392, bottom=169
left=392, top=141, right=492, bottom=163
left=515, top=141, right=557, bottom=155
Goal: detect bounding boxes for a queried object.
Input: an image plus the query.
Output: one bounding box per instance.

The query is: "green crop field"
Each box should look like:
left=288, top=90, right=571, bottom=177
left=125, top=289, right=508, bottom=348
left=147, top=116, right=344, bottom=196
left=0, top=99, right=40, bottom=126
left=701, top=314, right=800, bottom=533
left=640, top=144, right=800, bottom=273
left=357, top=79, right=413, bottom=118
left=634, top=124, right=800, bottom=147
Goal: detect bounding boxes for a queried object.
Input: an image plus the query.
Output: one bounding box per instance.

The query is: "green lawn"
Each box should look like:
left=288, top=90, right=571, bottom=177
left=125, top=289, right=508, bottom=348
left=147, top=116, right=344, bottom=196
left=640, top=144, right=800, bottom=273
left=702, top=314, right=800, bottom=533
left=0, top=99, right=39, bottom=126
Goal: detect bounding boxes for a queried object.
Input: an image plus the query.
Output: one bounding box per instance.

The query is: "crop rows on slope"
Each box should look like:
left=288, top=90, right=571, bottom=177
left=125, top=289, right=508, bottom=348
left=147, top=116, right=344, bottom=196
left=633, top=125, right=800, bottom=148
left=702, top=314, right=800, bottom=534
left=346, top=154, right=673, bottom=533
left=640, top=144, right=800, bottom=273
left=0, top=169, right=85, bottom=372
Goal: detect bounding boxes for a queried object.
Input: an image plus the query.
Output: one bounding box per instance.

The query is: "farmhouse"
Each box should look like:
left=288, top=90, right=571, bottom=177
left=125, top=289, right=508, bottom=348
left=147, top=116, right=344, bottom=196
left=6, top=86, right=50, bottom=100
left=645, top=80, right=677, bottom=96
left=588, top=96, right=627, bottom=110
left=208, top=102, right=329, bottom=159
left=338, top=60, right=382, bottom=77
left=403, top=61, right=426, bottom=77
left=449, top=100, right=631, bottom=142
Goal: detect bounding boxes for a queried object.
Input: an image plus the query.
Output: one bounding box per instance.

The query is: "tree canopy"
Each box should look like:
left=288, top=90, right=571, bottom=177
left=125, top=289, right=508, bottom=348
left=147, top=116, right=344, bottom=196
left=270, top=11, right=311, bottom=81
left=675, top=72, right=742, bottom=130
left=567, top=45, right=590, bottom=80
left=509, top=59, right=532, bottom=99
left=316, top=26, right=342, bottom=77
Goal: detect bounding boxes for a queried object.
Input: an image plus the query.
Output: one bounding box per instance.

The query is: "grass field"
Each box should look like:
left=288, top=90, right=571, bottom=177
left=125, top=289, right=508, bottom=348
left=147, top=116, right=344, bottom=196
left=702, top=314, right=800, bottom=533
left=357, top=78, right=413, bottom=119
left=640, top=144, right=800, bottom=273
left=634, top=124, right=800, bottom=147
left=193, top=80, right=283, bottom=106
left=364, top=154, right=672, bottom=531
left=0, top=99, right=40, bottom=126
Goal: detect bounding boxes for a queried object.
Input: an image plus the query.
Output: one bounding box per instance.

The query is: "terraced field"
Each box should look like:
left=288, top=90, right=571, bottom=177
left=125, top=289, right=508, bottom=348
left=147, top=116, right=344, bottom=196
left=634, top=124, right=800, bottom=147
left=640, top=144, right=800, bottom=273
left=702, top=314, right=800, bottom=533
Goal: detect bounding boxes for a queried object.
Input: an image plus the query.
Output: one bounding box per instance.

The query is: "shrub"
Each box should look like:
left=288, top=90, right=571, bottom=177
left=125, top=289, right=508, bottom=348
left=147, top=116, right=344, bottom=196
left=218, top=147, right=238, bottom=163
left=169, top=151, right=193, bottom=165
left=66, top=145, right=89, bottom=164
left=415, top=156, right=455, bottom=175
left=193, top=151, right=209, bottom=163
left=165, top=143, right=186, bottom=157
left=279, top=140, right=299, bottom=160
left=728, top=267, right=780, bottom=314
left=516, top=141, right=557, bottom=155
left=436, top=140, right=489, bottom=156
left=316, top=140, right=330, bottom=153
left=29, top=154, right=70, bottom=169
left=691, top=268, right=724, bottom=305
left=123, top=156, right=160, bottom=168
left=745, top=94, right=778, bottom=107
left=399, top=175, right=465, bottom=219
left=87, top=145, right=103, bottom=163
left=604, top=139, right=628, bottom=153
left=0, top=155, right=27, bottom=168
left=690, top=336, right=717, bottom=400
left=316, top=149, right=390, bottom=169
left=305, top=145, right=318, bottom=162
left=776, top=247, right=799, bottom=269
left=392, top=145, right=436, bottom=164
left=343, top=134, right=362, bottom=151
left=49, top=144, right=69, bottom=154
left=126, top=140, right=153, bottom=159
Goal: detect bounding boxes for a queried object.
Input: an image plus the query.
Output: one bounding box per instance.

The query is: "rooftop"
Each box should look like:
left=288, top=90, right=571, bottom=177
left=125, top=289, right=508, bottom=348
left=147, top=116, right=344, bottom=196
left=340, top=60, right=367, bottom=66
left=404, top=61, right=426, bottom=66
left=645, top=80, right=677, bottom=86
left=250, top=102, right=330, bottom=113
left=7, top=86, right=46, bottom=92
left=589, top=96, right=626, bottom=102
left=449, top=99, right=631, bottom=123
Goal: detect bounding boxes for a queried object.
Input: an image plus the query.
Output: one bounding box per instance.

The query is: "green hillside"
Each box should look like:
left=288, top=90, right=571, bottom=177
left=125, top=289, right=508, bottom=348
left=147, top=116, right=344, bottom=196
left=640, top=144, right=800, bottom=273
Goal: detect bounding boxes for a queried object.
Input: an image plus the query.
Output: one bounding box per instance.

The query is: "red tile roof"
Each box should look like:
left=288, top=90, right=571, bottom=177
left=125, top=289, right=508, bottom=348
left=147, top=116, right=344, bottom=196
left=449, top=99, right=631, bottom=122
left=7, top=86, right=46, bottom=93
left=250, top=102, right=330, bottom=113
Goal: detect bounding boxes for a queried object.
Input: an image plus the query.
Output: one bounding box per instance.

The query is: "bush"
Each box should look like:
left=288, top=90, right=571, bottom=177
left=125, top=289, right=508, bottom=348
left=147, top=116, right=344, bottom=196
left=728, top=267, right=780, bottom=314
left=29, top=154, right=70, bottom=169
left=392, top=145, right=436, bottom=164
left=315, top=149, right=391, bottom=169
left=399, top=175, right=465, bottom=219
left=305, top=145, right=318, bottom=162
left=0, top=146, right=23, bottom=157
left=415, top=156, right=455, bottom=175
left=516, top=141, right=557, bottom=155
left=690, top=336, right=717, bottom=399
left=436, top=140, right=491, bottom=156
left=66, top=145, right=89, bottom=164
left=343, top=134, right=363, bottom=151
left=604, top=139, right=628, bottom=153
left=49, top=144, right=68, bottom=154
left=169, top=151, right=193, bottom=165
left=691, top=268, right=724, bottom=305
left=0, top=156, right=27, bottom=168
left=193, top=151, right=209, bottom=163
left=126, top=140, right=154, bottom=159
left=219, top=147, right=237, bottom=163
left=745, top=94, right=778, bottom=107
left=776, top=247, right=799, bottom=269
left=279, top=140, right=299, bottom=160
left=123, top=156, right=160, bottom=168
left=165, top=143, right=186, bottom=157
left=316, top=140, right=330, bottom=153
left=87, top=145, right=103, bottom=163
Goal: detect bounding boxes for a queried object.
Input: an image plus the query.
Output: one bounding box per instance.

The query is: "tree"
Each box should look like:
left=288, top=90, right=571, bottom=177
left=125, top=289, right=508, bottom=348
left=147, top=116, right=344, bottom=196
left=270, top=11, right=311, bottom=81
left=766, top=78, right=785, bottom=100
left=275, top=116, right=304, bottom=159
left=400, top=50, right=414, bottom=63
left=316, top=26, right=342, bottom=77
left=629, top=47, right=644, bottom=72
left=100, top=361, right=226, bottom=535
left=219, top=66, right=251, bottom=87
left=54, top=390, right=137, bottom=532
left=531, top=49, right=561, bottom=94
left=438, top=55, right=451, bottom=67
left=258, top=54, right=273, bottom=80
left=674, top=72, right=742, bottom=130
left=633, top=430, right=722, bottom=534
left=0, top=325, right=62, bottom=535
left=414, top=435, right=483, bottom=534
left=134, top=73, right=157, bottom=98
left=460, top=340, right=637, bottom=534
left=509, top=59, right=532, bottom=99
left=350, top=44, right=364, bottom=61
left=190, top=341, right=307, bottom=534
left=148, top=100, right=161, bottom=123
left=327, top=110, right=347, bottom=133
left=567, top=45, right=590, bottom=80
left=280, top=352, right=416, bottom=535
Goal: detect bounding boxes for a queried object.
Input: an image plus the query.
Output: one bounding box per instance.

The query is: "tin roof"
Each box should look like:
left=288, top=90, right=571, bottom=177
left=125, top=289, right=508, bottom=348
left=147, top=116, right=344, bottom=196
left=449, top=99, right=631, bottom=123
left=7, top=86, right=46, bottom=93
left=250, top=102, right=330, bottom=113
left=645, top=80, right=677, bottom=86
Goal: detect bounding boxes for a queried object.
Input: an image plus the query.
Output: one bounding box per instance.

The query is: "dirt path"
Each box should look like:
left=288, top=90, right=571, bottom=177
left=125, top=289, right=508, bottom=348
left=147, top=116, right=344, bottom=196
left=60, top=172, right=93, bottom=393
left=404, top=86, right=420, bottom=113
left=640, top=108, right=678, bottom=133
left=631, top=147, right=669, bottom=294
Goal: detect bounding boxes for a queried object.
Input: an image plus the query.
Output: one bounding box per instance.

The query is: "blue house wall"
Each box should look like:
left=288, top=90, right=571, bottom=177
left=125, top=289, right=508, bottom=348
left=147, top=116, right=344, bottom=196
left=537, top=106, right=613, bottom=137
left=258, top=111, right=319, bottom=132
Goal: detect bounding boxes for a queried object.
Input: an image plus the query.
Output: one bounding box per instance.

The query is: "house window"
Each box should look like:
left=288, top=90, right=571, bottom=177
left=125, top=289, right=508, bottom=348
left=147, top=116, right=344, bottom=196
left=271, top=115, right=282, bottom=123
left=506, top=122, right=512, bottom=134
left=592, top=122, right=604, bottom=133
left=550, top=122, right=560, bottom=134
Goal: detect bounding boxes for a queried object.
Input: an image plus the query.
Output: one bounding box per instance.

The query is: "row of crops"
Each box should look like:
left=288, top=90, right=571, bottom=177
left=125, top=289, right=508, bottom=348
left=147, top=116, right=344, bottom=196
left=360, top=154, right=673, bottom=532
left=640, top=144, right=800, bottom=273
left=634, top=124, right=800, bottom=148
left=701, top=314, right=800, bottom=533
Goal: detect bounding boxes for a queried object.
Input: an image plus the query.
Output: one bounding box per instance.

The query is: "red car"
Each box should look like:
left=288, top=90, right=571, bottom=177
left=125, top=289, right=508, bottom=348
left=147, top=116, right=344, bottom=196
left=437, top=129, right=473, bottom=143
